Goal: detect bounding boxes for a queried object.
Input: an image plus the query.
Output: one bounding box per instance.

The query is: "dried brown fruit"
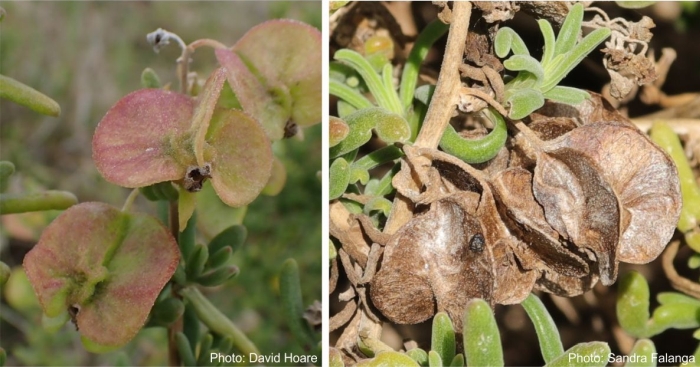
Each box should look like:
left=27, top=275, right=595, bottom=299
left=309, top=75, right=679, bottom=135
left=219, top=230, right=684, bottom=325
left=543, top=122, right=681, bottom=264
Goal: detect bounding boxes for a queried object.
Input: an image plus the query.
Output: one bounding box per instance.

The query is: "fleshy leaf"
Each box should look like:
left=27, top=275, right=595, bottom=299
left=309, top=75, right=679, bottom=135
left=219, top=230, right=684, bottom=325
left=23, top=202, right=179, bottom=351
left=93, top=89, right=196, bottom=188
left=204, top=109, right=272, bottom=207
left=0, top=74, right=61, bottom=117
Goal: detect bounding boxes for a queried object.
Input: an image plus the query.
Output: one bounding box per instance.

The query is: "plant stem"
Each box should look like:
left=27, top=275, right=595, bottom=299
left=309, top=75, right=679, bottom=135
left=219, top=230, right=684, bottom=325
left=189, top=38, right=228, bottom=51
left=414, top=2, right=471, bottom=149
left=168, top=200, right=182, bottom=367
left=384, top=1, right=472, bottom=235
left=120, top=188, right=140, bottom=212
left=179, top=286, right=260, bottom=356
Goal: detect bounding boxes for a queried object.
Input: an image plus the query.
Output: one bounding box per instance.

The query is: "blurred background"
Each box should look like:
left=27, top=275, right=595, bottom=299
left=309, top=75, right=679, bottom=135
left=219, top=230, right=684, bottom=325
left=0, top=2, right=321, bottom=365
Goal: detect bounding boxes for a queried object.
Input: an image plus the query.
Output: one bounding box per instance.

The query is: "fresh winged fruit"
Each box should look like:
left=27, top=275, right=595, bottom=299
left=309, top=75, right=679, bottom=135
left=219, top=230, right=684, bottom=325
left=23, top=202, right=179, bottom=352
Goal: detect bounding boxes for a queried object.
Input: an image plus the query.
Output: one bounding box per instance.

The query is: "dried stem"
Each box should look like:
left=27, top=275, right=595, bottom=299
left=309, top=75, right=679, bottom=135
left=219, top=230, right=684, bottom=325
left=414, top=2, right=471, bottom=149
left=384, top=1, right=472, bottom=235
left=662, top=240, right=700, bottom=299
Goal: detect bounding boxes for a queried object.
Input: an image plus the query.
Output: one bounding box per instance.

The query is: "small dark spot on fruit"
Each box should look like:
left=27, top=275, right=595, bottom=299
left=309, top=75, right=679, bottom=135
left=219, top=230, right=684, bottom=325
left=69, top=304, right=80, bottom=330
left=469, top=233, right=485, bottom=253
left=284, top=120, right=299, bottom=138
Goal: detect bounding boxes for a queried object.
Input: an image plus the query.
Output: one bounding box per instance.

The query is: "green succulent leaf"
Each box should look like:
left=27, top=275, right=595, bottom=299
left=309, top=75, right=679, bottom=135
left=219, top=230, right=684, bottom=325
left=400, top=19, right=449, bottom=109
left=494, top=27, right=530, bottom=58
left=650, top=121, right=700, bottom=232
left=176, top=332, right=197, bottom=367
left=545, top=342, right=610, bottom=367
left=439, top=107, right=507, bottom=164
left=503, top=55, right=545, bottom=85
left=150, top=297, right=185, bottom=327
left=329, top=107, right=383, bottom=158
left=363, top=196, right=393, bottom=217
left=353, top=145, right=404, bottom=172
left=617, top=271, right=651, bottom=338
left=330, top=79, right=374, bottom=110
left=364, top=164, right=400, bottom=197
left=431, top=312, right=456, bottom=367
left=554, top=4, right=584, bottom=57
left=356, top=351, right=420, bottom=367
left=186, top=244, right=209, bottom=280
left=428, top=351, right=443, bottom=367
left=624, top=339, right=656, bottom=367
left=208, top=224, right=247, bottom=255
left=538, top=19, right=557, bottom=67
left=180, top=286, right=259, bottom=356
left=648, top=302, right=700, bottom=335
left=406, top=348, right=428, bottom=366
left=522, top=294, right=564, bottom=364
left=196, top=333, right=215, bottom=367
left=541, top=27, right=611, bottom=91
left=334, top=49, right=402, bottom=115
left=140, top=68, right=161, bottom=89
left=330, top=158, right=351, bottom=200
left=349, top=165, right=370, bottom=186
left=375, top=111, right=411, bottom=144
left=0, top=190, right=77, bottom=214
left=657, top=292, right=700, bottom=306
left=463, top=299, right=504, bottom=367
left=0, top=74, right=61, bottom=117
left=616, top=1, right=656, bottom=9
left=542, top=86, right=590, bottom=105
left=413, top=84, right=436, bottom=106
left=196, top=265, right=239, bottom=287
left=280, top=259, right=317, bottom=350
left=450, top=354, right=464, bottom=367
left=506, top=88, right=545, bottom=119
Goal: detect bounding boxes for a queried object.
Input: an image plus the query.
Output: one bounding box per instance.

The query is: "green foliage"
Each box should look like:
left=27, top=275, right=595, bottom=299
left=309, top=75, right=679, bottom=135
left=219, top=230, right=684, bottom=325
left=438, top=107, right=508, bottom=164
left=546, top=342, right=610, bottom=367
left=650, top=121, right=700, bottom=250
left=431, top=312, right=456, bottom=366
left=280, top=258, right=320, bottom=356
left=463, top=299, right=504, bottom=367
left=618, top=271, right=700, bottom=345
left=0, top=74, right=61, bottom=117
left=617, top=272, right=651, bottom=337
left=521, top=294, right=564, bottom=364
left=495, top=3, right=611, bottom=119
